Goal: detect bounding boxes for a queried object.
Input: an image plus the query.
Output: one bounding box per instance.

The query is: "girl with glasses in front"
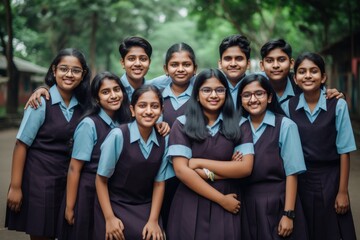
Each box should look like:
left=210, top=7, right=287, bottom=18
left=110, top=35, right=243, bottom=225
left=6, top=48, right=91, bottom=240
left=167, top=68, right=254, bottom=240
left=237, top=74, right=308, bottom=240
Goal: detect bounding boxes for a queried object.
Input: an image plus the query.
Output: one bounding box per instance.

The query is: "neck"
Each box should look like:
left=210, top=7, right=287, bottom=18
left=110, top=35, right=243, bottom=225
left=228, top=74, right=245, bottom=87
left=249, top=113, right=265, bottom=130
left=203, top=111, right=219, bottom=127
left=104, top=109, right=115, bottom=120
left=270, top=78, right=287, bottom=97
left=171, top=82, right=189, bottom=96
left=303, top=89, right=321, bottom=104
left=56, top=86, right=72, bottom=107
left=137, top=124, right=152, bottom=143
left=127, top=74, right=144, bottom=90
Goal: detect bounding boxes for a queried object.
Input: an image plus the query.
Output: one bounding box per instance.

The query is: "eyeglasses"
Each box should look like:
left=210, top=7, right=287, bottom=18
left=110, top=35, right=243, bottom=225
left=56, top=66, right=84, bottom=76
left=240, top=90, right=267, bottom=100
left=200, top=87, right=226, bottom=96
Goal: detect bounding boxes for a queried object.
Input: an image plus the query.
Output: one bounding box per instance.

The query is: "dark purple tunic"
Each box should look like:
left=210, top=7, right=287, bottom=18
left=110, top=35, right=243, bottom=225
left=57, top=114, right=112, bottom=240
left=289, top=96, right=356, bottom=240
left=166, top=119, right=253, bottom=240
left=5, top=98, right=81, bottom=238
left=161, top=97, right=189, bottom=230
left=163, top=97, right=189, bottom=127
left=241, top=114, right=308, bottom=240
left=94, top=124, right=166, bottom=240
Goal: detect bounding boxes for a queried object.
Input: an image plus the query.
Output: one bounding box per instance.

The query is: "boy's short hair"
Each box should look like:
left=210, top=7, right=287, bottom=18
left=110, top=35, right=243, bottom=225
left=118, top=36, right=153, bottom=59
left=260, top=39, right=292, bottom=59
left=219, top=34, right=251, bottom=60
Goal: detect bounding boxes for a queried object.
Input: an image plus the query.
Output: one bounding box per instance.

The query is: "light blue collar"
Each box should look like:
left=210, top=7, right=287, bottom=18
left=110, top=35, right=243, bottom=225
left=129, top=121, right=159, bottom=146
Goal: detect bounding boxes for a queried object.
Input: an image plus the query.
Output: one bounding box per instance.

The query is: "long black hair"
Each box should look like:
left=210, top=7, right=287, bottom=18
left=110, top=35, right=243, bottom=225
left=45, top=48, right=91, bottom=108
left=184, top=68, right=241, bottom=141
left=82, top=71, right=131, bottom=124
left=236, top=74, right=285, bottom=117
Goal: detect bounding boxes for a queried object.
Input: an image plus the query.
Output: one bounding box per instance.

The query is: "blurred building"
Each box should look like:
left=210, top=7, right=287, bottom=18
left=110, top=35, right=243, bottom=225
left=321, top=31, right=360, bottom=118
left=0, top=55, right=46, bottom=108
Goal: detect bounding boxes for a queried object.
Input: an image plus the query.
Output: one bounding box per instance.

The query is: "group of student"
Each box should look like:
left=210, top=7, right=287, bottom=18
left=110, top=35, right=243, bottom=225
left=4, top=34, right=357, bottom=240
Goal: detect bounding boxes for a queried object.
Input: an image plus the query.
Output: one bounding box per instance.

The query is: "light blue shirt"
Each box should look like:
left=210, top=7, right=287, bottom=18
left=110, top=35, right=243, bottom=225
left=162, top=83, right=193, bottom=110
left=97, top=121, right=173, bottom=181
left=16, top=85, right=79, bottom=146
left=145, top=75, right=172, bottom=89
left=146, top=75, right=196, bottom=90
left=168, top=115, right=254, bottom=160
left=258, top=71, right=295, bottom=106
left=72, top=109, right=118, bottom=161
left=283, top=89, right=357, bottom=154
left=246, top=110, right=306, bottom=176
left=226, top=78, right=243, bottom=109
left=278, top=78, right=295, bottom=104
left=120, top=74, right=145, bottom=101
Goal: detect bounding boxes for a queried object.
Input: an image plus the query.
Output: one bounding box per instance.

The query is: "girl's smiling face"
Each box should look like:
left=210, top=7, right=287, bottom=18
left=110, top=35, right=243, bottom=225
left=198, top=77, right=226, bottom=118
left=98, top=79, right=123, bottom=118
left=240, top=81, right=272, bottom=120
left=294, top=59, right=326, bottom=93
left=130, top=90, right=162, bottom=130
left=53, top=56, right=84, bottom=95
left=164, top=51, right=196, bottom=87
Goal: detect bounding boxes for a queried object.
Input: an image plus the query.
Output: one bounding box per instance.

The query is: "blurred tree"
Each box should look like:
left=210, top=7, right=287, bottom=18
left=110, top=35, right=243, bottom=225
left=2, top=0, right=359, bottom=114
left=190, top=0, right=360, bottom=56
left=2, top=0, right=19, bottom=114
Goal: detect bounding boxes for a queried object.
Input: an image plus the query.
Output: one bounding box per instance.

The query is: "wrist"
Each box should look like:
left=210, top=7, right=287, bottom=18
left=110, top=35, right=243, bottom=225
left=10, top=183, right=21, bottom=189
left=147, top=218, right=159, bottom=223
left=338, top=189, right=348, bottom=194
left=283, top=210, right=295, bottom=219
left=203, top=168, right=215, bottom=181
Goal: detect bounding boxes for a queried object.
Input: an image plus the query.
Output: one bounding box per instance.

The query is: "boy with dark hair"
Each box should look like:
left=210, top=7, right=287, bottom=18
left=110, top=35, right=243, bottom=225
left=218, top=34, right=251, bottom=106
left=260, top=39, right=344, bottom=106
left=119, top=36, right=153, bottom=100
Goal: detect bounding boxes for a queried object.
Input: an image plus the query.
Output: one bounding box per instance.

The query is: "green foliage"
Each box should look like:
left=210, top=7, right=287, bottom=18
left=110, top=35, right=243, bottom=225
left=1, top=0, right=359, bottom=78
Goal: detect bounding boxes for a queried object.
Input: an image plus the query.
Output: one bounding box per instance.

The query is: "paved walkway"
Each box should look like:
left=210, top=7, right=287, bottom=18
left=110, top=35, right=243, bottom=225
left=0, top=127, right=359, bottom=239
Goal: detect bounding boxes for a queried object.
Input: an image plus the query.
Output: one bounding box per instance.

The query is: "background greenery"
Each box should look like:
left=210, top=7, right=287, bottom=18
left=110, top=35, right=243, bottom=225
left=1, top=0, right=359, bottom=114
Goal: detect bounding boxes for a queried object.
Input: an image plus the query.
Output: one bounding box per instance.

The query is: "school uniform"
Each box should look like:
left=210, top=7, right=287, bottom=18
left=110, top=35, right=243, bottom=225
left=287, top=90, right=357, bottom=240
left=224, top=74, right=246, bottom=109
left=240, top=111, right=308, bottom=240
left=160, top=82, right=193, bottom=230
left=146, top=74, right=196, bottom=90
left=5, top=85, right=82, bottom=238
left=93, top=121, right=173, bottom=240
left=57, top=109, right=117, bottom=240
left=162, top=83, right=192, bottom=128
left=166, top=115, right=254, bottom=240
left=120, top=74, right=145, bottom=100
left=259, top=72, right=302, bottom=106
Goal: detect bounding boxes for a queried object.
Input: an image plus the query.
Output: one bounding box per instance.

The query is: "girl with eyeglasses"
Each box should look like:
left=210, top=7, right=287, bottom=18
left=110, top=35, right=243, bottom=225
left=236, top=73, right=308, bottom=239
left=6, top=48, right=91, bottom=239
left=166, top=68, right=254, bottom=239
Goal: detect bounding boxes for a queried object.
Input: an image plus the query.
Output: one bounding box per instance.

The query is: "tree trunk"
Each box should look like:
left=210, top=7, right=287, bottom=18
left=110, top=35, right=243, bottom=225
left=3, top=0, right=19, bottom=115
left=90, top=12, right=98, bottom=78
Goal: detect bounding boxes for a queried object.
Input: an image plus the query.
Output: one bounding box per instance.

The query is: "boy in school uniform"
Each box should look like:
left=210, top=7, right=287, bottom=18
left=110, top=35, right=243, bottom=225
left=259, top=39, right=344, bottom=108
left=148, top=34, right=252, bottom=108
left=218, top=34, right=251, bottom=107
left=25, top=36, right=168, bottom=107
